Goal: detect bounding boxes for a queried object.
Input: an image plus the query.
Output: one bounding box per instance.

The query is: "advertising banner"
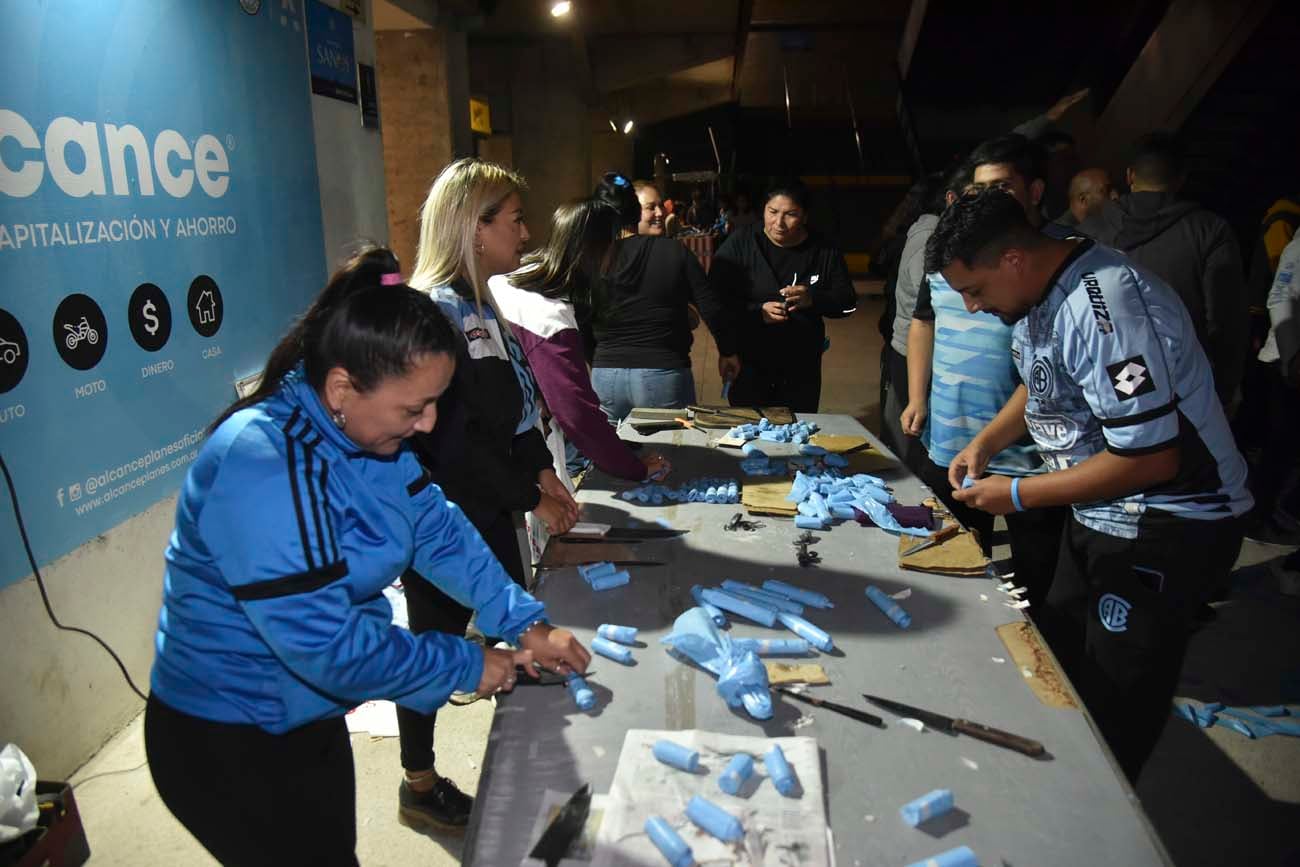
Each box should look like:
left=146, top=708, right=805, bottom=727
left=0, top=1, right=327, bottom=587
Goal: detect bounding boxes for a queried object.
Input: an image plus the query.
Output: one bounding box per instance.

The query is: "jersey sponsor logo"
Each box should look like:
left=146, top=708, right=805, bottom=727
left=1098, top=593, right=1131, bottom=632
left=465, top=326, right=491, bottom=343
left=1024, top=411, right=1081, bottom=450
left=1029, top=357, right=1053, bottom=396
left=1106, top=355, right=1156, bottom=400
left=1081, top=271, right=1113, bottom=335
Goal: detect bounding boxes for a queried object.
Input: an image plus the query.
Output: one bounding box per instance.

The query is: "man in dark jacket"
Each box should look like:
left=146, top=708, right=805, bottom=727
left=1080, top=132, right=1248, bottom=407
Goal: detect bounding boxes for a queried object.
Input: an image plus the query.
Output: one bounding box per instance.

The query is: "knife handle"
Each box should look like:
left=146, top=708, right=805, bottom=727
left=953, top=719, right=1044, bottom=757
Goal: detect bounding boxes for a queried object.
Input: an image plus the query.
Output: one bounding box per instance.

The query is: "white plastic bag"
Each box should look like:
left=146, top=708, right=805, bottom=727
left=0, top=743, right=39, bottom=843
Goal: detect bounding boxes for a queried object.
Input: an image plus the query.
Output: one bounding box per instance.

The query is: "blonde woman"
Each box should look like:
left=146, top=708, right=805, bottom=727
left=397, top=158, right=579, bottom=831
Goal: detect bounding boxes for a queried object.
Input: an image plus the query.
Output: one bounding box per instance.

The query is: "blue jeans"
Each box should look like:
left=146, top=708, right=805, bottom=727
left=590, top=367, right=696, bottom=424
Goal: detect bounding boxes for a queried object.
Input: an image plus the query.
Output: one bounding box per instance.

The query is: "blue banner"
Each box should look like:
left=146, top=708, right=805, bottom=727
left=0, top=1, right=327, bottom=587
left=307, top=0, right=358, bottom=104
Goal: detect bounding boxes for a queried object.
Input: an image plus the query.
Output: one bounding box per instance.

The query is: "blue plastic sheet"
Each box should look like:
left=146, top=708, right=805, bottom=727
left=661, top=607, right=773, bottom=720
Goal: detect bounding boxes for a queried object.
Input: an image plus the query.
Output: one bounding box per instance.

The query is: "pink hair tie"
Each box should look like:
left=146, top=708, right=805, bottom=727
left=380, top=272, right=404, bottom=286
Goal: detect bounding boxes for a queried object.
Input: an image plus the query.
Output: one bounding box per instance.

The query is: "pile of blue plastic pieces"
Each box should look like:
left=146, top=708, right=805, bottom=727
left=619, top=476, right=740, bottom=505
left=739, top=442, right=852, bottom=477
left=1173, top=701, right=1300, bottom=738
left=726, top=417, right=820, bottom=444
left=784, top=467, right=930, bottom=537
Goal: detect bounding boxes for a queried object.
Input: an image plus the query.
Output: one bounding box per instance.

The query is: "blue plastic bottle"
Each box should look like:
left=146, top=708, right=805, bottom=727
left=761, top=580, right=833, bottom=609
left=590, top=636, right=633, bottom=664
left=644, top=816, right=693, bottom=867
left=651, top=739, right=700, bottom=773
left=899, top=789, right=954, bottom=827
left=597, top=624, right=638, bottom=644
left=865, top=585, right=912, bottom=629
left=776, top=611, right=835, bottom=652
left=700, top=588, right=778, bottom=627
left=764, top=744, right=799, bottom=796
left=718, top=753, right=754, bottom=795
left=906, top=846, right=977, bottom=867
left=685, top=795, right=744, bottom=842
left=566, top=675, right=596, bottom=711
left=589, top=570, right=630, bottom=591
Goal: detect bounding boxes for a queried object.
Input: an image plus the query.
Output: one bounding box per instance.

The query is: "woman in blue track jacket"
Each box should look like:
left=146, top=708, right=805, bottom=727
left=144, top=247, right=590, bottom=867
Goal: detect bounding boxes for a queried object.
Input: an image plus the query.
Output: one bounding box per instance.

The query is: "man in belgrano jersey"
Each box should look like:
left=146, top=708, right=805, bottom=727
left=925, top=187, right=1252, bottom=781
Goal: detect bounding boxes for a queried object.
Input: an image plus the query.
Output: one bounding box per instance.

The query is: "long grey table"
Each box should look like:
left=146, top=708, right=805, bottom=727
left=464, top=414, right=1171, bottom=866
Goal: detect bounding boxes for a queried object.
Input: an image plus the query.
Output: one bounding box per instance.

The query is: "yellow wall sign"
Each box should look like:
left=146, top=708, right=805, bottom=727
left=470, top=98, right=492, bottom=135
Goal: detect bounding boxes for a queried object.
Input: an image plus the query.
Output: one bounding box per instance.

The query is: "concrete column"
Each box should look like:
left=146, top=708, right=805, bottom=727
left=375, top=26, right=473, bottom=272
left=508, top=40, right=591, bottom=242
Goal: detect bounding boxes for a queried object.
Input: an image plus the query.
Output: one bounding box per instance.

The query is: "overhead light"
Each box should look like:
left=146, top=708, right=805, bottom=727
left=550, top=1, right=571, bottom=16
left=623, top=119, right=634, bottom=134
left=608, top=119, right=618, bottom=132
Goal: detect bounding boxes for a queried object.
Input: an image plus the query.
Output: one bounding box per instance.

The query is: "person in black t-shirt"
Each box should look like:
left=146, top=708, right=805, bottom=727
left=709, top=180, right=857, bottom=411
left=585, top=173, right=741, bottom=422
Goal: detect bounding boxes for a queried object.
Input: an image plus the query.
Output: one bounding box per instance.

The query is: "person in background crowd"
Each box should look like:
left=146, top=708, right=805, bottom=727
left=491, top=199, right=671, bottom=483
left=401, top=158, right=580, bottom=831
left=1056, top=167, right=1117, bottom=229
left=880, top=171, right=945, bottom=475
left=633, top=180, right=667, bottom=236
left=587, top=172, right=741, bottom=421
left=710, top=179, right=857, bottom=412
left=145, top=247, right=590, bottom=865
left=732, top=191, right=759, bottom=230
left=714, top=195, right=735, bottom=236
left=904, top=135, right=1069, bottom=609
left=1080, top=132, right=1248, bottom=409
left=1235, top=193, right=1300, bottom=537
left=684, top=188, right=712, bottom=229
left=933, top=188, right=1251, bottom=782
left=1247, top=231, right=1300, bottom=552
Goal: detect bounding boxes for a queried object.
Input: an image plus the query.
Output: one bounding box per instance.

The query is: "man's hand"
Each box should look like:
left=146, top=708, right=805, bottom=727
left=533, top=492, right=578, bottom=535
left=761, top=301, right=789, bottom=325
left=900, top=401, right=927, bottom=437
left=518, top=624, right=591, bottom=676
left=718, top=354, right=741, bottom=383
left=952, top=474, right=1016, bottom=515
left=780, top=283, right=812, bottom=311
left=947, top=440, right=992, bottom=490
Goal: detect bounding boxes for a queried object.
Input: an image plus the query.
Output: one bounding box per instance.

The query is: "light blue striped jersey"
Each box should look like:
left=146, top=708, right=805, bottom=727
left=1012, top=240, right=1252, bottom=538
left=924, top=271, right=1043, bottom=475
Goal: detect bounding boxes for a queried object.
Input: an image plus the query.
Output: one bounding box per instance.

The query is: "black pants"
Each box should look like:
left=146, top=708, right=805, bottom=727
left=918, top=456, right=995, bottom=555
left=920, top=458, right=1067, bottom=605
left=881, top=345, right=929, bottom=478
left=1005, top=505, right=1069, bottom=610
left=145, top=695, right=358, bottom=867
left=729, top=353, right=822, bottom=413
left=396, top=508, right=526, bottom=772
left=1039, top=514, right=1243, bottom=782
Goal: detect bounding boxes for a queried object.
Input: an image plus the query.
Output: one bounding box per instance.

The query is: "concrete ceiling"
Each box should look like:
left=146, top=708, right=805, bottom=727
left=460, top=0, right=911, bottom=127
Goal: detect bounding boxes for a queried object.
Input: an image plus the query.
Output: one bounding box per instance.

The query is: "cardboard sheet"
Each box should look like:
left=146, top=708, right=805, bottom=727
left=741, top=478, right=798, bottom=517
left=764, top=662, right=830, bottom=685
left=996, top=621, right=1080, bottom=710
left=897, top=528, right=989, bottom=575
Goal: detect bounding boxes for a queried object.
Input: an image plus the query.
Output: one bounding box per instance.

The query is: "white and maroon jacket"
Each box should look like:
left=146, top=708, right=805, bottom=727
left=489, top=274, right=647, bottom=481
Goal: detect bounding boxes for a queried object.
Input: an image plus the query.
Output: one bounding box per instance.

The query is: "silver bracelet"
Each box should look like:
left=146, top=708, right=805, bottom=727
left=516, top=618, right=549, bottom=643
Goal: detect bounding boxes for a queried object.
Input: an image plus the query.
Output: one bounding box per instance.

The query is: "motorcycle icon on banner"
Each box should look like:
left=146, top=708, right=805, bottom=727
left=63, top=316, right=100, bottom=350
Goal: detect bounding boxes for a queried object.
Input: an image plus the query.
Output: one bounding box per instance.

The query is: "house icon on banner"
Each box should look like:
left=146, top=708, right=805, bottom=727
left=196, top=289, right=217, bottom=325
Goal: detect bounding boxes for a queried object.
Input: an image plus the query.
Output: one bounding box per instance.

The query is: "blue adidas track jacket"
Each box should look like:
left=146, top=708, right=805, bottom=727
left=149, top=368, right=547, bottom=733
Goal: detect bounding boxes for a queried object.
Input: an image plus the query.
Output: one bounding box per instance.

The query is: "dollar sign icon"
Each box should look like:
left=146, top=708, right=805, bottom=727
left=129, top=283, right=170, bottom=352
left=142, top=300, right=160, bottom=336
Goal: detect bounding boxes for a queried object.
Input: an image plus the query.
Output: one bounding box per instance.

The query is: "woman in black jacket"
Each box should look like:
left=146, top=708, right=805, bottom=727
left=397, top=158, right=580, bottom=832
left=709, top=180, right=857, bottom=412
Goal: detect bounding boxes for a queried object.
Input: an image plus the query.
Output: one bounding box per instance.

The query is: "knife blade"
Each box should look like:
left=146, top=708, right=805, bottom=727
left=899, top=522, right=961, bottom=557
left=533, top=560, right=665, bottom=570
left=558, top=528, right=687, bottom=542
left=862, top=694, right=1045, bottom=757
left=528, top=783, right=592, bottom=867
left=777, top=687, right=884, bottom=727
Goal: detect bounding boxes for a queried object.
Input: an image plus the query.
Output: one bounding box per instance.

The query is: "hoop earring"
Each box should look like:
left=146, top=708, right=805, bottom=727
left=330, top=409, right=346, bottom=428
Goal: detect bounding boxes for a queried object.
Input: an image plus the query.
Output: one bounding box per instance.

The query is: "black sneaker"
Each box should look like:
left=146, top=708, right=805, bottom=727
left=398, top=776, right=473, bottom=832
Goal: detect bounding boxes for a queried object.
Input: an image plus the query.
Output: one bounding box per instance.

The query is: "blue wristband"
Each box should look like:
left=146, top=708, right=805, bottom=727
left=1010, top=477, right=1026, bottom=512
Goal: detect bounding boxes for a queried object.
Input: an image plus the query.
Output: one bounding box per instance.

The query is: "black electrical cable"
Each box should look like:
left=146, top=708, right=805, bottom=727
left=0, top=453, right=148, bottom=702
